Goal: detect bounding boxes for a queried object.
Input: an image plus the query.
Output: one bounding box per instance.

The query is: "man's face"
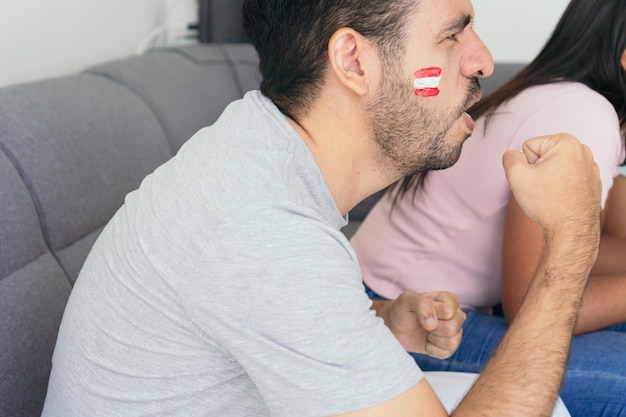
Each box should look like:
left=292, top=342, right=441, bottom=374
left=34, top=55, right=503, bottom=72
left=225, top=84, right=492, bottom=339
left=369, top=0, right=493, bottom=177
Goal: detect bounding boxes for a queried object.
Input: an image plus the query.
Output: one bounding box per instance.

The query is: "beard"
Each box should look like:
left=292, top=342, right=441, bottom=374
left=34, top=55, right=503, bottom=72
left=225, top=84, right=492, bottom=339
left=368, top=66, right=481, bottom=178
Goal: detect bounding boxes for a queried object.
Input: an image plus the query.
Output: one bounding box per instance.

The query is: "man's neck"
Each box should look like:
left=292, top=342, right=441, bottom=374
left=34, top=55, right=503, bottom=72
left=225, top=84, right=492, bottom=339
left=284, top=94, right=399, bottom=216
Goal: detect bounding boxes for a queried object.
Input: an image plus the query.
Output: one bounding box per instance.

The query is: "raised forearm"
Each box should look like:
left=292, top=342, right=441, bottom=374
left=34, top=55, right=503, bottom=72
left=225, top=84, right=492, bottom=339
left=502, top=197, right=626, bottom=335
left=454, top=227, right=596, bottom=416
left=502, top=214, right=626, bottom=334
left=455, top=133, right=601, bottom=416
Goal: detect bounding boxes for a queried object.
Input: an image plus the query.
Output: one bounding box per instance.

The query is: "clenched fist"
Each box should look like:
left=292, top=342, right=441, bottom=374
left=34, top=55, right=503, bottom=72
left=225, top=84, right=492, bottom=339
left=502, top=133, right=601, bottom=237
left=375, top=290, right=466, bottom=359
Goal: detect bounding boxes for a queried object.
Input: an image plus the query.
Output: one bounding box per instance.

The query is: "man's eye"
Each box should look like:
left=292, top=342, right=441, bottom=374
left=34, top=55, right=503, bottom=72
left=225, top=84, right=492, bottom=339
left=447, top=33, right=458, bottom=41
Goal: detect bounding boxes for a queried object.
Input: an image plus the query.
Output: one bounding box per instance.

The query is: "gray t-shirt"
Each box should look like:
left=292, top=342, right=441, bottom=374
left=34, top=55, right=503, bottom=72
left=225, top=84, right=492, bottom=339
left=43, top=91, right=423, bottom=416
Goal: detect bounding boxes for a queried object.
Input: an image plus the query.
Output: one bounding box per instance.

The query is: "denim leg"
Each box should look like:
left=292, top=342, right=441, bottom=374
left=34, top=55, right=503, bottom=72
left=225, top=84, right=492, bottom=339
left=409, top=310, right=506, bottom=373
left=364, top=284, right=626, bottom=416
left=561, top=328, right=626, bottom=417
left=411, top=312, right=626, bottom=416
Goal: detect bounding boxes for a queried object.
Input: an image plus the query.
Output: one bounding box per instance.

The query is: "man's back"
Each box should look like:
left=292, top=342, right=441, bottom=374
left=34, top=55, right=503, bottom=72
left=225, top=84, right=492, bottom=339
left=42, top=91, right=422, bottom=416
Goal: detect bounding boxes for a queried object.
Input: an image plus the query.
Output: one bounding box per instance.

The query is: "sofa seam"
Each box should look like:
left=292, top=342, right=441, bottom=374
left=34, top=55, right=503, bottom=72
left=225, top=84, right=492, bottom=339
left=83, top=71, right=175, bottom=156
left=0, top=142, right=74, bottom=286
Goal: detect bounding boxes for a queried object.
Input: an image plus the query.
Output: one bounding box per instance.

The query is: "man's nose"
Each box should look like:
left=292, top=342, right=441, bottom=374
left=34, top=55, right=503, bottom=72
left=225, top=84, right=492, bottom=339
left=462, top=31, right=494, bottom=79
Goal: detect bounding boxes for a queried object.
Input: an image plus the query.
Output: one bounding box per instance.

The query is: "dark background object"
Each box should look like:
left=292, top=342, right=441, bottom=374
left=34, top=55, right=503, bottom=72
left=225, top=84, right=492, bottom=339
left=198, top=0, right=249, bottom=43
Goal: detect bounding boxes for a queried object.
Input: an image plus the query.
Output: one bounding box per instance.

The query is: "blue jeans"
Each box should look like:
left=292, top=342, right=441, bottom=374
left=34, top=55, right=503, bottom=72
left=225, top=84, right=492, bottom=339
left=365, top=285, right=626, bottom=417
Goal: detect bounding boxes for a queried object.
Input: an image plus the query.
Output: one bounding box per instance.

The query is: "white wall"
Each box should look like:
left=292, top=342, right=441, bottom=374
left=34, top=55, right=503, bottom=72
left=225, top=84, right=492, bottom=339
left=0, top=0, right=570, bottom=89
left=0, top=0, right=197, bottom=88
left=473, top=0, right=570, bottom=63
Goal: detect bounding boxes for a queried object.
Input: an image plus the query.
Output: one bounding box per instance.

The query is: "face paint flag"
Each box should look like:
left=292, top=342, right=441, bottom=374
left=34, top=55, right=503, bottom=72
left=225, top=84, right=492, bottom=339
left=414, top=67, right=442, bottom=97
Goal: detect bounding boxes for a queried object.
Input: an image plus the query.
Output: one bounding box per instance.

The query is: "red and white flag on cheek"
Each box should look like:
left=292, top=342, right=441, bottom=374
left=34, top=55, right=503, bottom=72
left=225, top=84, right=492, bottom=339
left=414, top=67, right=442, bottom=97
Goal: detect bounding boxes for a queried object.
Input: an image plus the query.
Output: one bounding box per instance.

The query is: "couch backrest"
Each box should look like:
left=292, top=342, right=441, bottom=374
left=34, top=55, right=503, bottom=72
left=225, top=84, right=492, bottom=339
left=87, top=44, right=261, bottom=154
left=0, top=74, right=173, bottom=282
left=0, top=43, right=260, bottom=417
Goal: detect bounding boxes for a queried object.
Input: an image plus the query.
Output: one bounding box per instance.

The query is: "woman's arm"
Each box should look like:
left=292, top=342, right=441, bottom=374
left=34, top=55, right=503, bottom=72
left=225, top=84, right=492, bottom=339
left=601, top=175, right=626, bottom=238
left=502, top=193, right=626, bottom=334
left=593, top=175, right=626, bottom=275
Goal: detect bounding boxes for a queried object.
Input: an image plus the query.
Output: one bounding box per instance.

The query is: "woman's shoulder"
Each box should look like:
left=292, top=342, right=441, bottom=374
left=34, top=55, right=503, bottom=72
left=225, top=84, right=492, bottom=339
left=513, top=82, right=615, bottom=113
left=476, top=81, right=621, bottom=153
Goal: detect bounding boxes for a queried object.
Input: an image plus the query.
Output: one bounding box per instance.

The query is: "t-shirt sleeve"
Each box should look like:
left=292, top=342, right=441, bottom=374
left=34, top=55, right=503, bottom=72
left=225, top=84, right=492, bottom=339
left=184, top=202, right=423, bottom=416
left=507, top=86, right=622, bottom=207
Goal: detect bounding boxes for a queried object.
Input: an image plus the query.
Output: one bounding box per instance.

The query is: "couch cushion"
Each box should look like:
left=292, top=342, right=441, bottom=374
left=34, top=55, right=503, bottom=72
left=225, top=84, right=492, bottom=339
left=0, top=150, right=71, bottom=417
left=178, top=43, right=262, bottom=95
left=87, top=44, right=254, bottom=153
left=0, top=74, right=172, bottom=281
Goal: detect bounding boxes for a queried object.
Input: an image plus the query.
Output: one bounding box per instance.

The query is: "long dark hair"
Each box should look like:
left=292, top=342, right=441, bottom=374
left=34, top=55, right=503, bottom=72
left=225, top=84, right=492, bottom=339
left=391, top=0, right=626, bottom=206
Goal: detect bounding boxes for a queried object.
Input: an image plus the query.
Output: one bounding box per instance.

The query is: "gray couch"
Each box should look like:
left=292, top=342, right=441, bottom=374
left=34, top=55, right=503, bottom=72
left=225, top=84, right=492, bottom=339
left=0, top=41, right=524, bottom=416
left=0, top=43, right=260, bottom=417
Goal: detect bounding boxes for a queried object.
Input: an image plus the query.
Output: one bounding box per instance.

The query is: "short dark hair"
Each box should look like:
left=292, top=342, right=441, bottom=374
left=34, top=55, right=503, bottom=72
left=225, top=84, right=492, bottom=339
left=243, top=0, right=420, bottom=121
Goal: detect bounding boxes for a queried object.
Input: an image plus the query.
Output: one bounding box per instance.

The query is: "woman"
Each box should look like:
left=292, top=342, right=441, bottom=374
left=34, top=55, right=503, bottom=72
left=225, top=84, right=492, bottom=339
left=351, top=0, right=626, bottom=415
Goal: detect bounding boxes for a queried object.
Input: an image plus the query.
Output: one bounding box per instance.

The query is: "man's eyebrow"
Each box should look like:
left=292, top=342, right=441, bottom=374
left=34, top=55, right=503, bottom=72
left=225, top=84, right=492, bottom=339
left=439, top=13, right=472, bottom=36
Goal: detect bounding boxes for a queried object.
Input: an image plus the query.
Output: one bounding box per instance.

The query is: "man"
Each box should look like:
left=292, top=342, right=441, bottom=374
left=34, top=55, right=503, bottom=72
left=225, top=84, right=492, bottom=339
left=43, top=0, right=601, bottom=416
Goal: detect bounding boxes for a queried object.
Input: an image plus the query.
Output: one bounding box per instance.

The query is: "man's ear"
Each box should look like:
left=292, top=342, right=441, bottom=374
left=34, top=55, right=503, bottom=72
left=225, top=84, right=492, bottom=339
left=621, top=48, right=626, bottom=72
left=327, top=28, right=378, bottom=96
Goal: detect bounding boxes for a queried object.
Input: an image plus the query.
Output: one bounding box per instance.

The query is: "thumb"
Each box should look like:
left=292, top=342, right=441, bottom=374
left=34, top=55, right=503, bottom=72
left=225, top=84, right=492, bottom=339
left=521, top=140, right=542, bottom=165
left=502, top=148, right=530, bottom=173
left=521, top=135, right=564, bottom=164
left=415, top=296, right=438, bottom=330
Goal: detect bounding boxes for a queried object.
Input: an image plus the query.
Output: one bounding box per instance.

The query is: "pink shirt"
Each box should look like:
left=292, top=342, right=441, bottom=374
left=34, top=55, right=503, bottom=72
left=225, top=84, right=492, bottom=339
left=351, top=82, right=623, bottom=310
